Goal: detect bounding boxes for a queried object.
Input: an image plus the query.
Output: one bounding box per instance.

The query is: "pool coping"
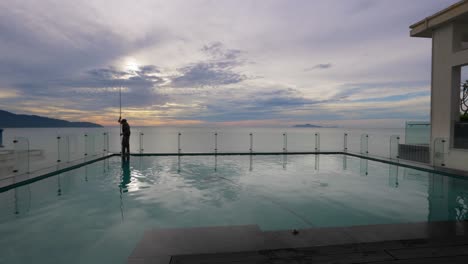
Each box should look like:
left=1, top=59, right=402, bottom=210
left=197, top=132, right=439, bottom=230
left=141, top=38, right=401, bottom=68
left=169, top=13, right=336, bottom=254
left=1, top=151, right=467, bottom=193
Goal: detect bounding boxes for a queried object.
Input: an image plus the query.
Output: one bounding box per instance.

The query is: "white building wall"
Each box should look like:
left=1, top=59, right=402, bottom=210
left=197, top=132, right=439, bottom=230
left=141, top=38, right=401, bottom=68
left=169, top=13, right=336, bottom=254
left=431, top=23, right=468, bottom=171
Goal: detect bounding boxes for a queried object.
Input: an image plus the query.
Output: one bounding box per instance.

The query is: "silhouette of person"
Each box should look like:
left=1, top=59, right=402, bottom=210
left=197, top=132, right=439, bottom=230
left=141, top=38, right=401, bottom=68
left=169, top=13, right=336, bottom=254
left=118, top=117, right=131, bottom=156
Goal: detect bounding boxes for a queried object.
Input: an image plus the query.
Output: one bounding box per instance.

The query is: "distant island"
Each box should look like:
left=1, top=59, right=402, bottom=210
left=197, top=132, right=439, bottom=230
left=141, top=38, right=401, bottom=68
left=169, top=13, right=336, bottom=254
left=293, top=124, right=322, bottom=128
left=0, top=110, right=102, bottom=128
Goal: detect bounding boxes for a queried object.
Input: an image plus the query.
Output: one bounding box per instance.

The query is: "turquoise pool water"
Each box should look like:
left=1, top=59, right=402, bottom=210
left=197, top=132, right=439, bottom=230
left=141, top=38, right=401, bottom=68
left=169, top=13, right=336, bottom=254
left=0, top=154, right=467, bottom=264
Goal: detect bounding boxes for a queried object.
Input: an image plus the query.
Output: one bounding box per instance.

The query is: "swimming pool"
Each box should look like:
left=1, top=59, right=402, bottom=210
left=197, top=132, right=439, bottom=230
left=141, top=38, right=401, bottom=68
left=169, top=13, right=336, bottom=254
left=0, top=154, right=467, bottom=263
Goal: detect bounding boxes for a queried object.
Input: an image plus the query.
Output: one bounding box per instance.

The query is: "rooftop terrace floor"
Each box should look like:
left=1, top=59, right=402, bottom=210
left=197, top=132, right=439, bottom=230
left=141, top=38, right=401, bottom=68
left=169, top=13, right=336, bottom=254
left=129, top=221, right=468, bottom=264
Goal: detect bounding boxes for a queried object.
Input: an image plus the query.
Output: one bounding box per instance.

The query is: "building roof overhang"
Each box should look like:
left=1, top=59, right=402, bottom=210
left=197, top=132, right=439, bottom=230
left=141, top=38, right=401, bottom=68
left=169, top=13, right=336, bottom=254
left=410, top=0, right=468, bottom=38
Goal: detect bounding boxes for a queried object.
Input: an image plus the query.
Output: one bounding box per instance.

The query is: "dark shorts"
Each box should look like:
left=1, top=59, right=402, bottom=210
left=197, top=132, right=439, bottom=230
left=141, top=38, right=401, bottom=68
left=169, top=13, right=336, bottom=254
left=122, top=136, right=130, bottom=147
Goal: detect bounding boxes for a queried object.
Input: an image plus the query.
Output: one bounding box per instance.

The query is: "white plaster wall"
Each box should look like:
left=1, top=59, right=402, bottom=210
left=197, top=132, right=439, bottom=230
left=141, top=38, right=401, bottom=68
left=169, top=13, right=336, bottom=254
left=431, top=23, right=468, bottom=171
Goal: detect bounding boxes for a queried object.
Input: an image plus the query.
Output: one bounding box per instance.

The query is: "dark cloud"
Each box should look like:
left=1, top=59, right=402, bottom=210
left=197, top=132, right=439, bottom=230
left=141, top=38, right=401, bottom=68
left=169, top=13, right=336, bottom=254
left=5, top=65, right=168, bottom=111
left=170, top=42, right=247, bottom=88
left=192, top=88, right=326, bottom=122
left=171, top=63, right=246, bottom=88
left=334, top=80, right=429, bottom=100
left=304, top=63, right=332, bottom=71
left=202, top=42, right=243, bottom=60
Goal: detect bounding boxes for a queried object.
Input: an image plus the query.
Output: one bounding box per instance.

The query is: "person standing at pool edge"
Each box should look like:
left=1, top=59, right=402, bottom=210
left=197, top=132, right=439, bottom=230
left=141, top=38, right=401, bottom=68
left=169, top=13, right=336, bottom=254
left=118, top=117, right=131, bottom=156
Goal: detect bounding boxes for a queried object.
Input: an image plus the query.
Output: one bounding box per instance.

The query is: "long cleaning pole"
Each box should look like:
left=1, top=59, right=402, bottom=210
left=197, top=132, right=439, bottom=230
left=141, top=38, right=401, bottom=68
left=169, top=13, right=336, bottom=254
left=119, top=86, right=122, bottom=118
left=119, top=86, right=122, bottom=155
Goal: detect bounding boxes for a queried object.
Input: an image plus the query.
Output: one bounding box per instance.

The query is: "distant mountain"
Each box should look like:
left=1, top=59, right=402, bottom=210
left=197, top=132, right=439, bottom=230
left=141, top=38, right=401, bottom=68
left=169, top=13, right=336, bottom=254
left=0, top=110, right=102, bottom=128
left=293, top=124, right=322, bottom=128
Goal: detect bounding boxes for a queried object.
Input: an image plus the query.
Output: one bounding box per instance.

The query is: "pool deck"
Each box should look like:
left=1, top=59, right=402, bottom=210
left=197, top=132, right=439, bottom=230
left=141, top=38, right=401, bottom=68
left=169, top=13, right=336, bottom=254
left=128, top=220, right=468, bottom=264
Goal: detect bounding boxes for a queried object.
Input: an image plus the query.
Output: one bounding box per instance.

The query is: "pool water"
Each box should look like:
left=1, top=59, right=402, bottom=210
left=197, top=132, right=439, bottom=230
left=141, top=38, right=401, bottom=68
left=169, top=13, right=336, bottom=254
left=0, top=154, right=467, bottom=264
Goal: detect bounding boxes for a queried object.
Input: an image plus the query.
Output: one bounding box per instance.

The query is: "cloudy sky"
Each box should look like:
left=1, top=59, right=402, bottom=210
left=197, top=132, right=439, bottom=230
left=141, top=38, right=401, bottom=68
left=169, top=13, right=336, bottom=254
left=0, top=0, right=466, bottom=127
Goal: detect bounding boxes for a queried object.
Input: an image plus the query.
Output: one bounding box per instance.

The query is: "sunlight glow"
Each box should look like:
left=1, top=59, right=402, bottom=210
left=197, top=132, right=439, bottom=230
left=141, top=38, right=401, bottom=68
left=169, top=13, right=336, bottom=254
left=123, top=57, right=140, bottom=72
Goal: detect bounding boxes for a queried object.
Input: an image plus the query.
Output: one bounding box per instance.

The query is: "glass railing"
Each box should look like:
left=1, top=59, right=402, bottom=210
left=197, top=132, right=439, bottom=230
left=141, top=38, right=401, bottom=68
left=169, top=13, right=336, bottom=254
left=433, top=138, right=446, bottom=167
left=12, top=137, right=30, bottom=175
left=397, top=122, right=431, bottom=163
left=1, top=131, right=110, bottom=181
left=4, top=128, right=447, bottom=181
left=405, top=121, right=430, bottom=145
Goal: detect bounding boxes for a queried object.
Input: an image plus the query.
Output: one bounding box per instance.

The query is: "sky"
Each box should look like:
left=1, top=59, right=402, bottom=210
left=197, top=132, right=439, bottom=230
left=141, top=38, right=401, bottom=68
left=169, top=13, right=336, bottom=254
left=0, top=0, right=465, bottom=127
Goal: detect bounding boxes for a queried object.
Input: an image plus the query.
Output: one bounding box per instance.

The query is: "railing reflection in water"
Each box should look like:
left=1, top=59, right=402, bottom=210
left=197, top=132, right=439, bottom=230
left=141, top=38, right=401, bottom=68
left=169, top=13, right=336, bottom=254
left=5, top=130, right=447, bottom=180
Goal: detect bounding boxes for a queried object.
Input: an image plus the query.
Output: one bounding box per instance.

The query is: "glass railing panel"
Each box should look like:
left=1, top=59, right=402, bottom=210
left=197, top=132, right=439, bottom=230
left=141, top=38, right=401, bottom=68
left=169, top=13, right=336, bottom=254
left=107, top=131, right=121, bottom=154
left=0, top=129, right=14, bottom=179
left=389, top=135, right=400, bottom=160
left=315, top=133, right=321, bottom=152
left=433, top=138, right=446, bottom=167
left=217, top=131, right=251, bottom=153
left=103, top=132, right=110, bottom=154
left=360, top=134, right=369, bottom=155
left=343, top=133, right=348, bottom=152
left=26, top=130, right=57, bottom=174
left=320, top=131, right=343, bottom=152
left=250, top=131, right=283, bottom=152
left=346, top=133, right=362, bottom=154
left=133, top=129, right=179, bottom=153
left=286, top=131, right=316, bottom=152
left=12, top=137, right=30, bottom=175
left=68, top=134, right=83, bottom=162
left=138, top=132, right=144, bottom=154
left=178, top=132, right=215, bottom=153
left=94, top=132, right=104, bottom=156
left=57, top=135, right=70, bottom=163
left=405, top=121, right=430, bottom=145
left=368, top=134, right=392, bottom=158
left=84, top=133, right=96, bottom=157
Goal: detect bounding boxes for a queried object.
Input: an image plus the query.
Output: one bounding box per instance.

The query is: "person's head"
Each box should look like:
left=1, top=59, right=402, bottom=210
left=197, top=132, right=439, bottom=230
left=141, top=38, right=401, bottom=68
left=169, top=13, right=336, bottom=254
left=121, top=119, right=127, bottom=123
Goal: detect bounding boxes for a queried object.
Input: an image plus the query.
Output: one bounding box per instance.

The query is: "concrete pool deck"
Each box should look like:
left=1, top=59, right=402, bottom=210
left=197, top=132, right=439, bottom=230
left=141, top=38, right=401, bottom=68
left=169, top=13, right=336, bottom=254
left=128, top=220, right=468, bottom=264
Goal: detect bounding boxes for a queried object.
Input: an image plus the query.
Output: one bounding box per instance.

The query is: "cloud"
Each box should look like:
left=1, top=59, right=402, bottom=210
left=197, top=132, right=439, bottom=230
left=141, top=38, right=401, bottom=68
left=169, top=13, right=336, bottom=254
left=304, top=63, right=333, bottom=71
left=170, top=42, right=248, bottom=88
left=0, top=0, right=459, bottom=126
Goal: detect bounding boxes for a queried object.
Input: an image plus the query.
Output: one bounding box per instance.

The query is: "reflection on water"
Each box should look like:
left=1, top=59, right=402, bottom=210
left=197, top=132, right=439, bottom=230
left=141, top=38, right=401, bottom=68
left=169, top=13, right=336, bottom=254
left=315, top=154, right=319, bottom=171
left=57, top=174, right=62, bottom=196
left=389, top=165, right=399, bottom=188
left=4, top=155, right=468, bottom=225
left=214, top=155, right=217, bottom=172
left=120, top=156, right=131, bottom=192
left=1, top=154, right=468, bottom=264
left=342, top=155, right=347, bottom=170
left=360, top=158, right=368, bottom=176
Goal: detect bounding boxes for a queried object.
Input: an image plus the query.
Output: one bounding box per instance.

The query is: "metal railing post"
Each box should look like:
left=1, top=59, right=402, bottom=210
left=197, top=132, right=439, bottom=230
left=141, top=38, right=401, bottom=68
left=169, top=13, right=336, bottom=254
left=344, top=133, right=348, bottom=152
left=84, top=134, right=88, bottom=156
left=139, top=132, right=144, bottom=154
left=249, top=133, right=253, bottom=154
left=103, top=132, right=108, bottom=153
left=178, top=132, right=181, bottom=154
left=214, top=132, right=218, bottom=154
left=315, top=133, right=320, bottom=152
left=283, top=132, right=287, bottom=153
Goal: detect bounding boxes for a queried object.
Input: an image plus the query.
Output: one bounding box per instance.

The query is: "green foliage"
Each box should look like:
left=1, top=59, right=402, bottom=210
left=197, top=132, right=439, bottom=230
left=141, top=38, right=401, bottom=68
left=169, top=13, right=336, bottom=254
left=461, top=113, right=468, bottom=122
